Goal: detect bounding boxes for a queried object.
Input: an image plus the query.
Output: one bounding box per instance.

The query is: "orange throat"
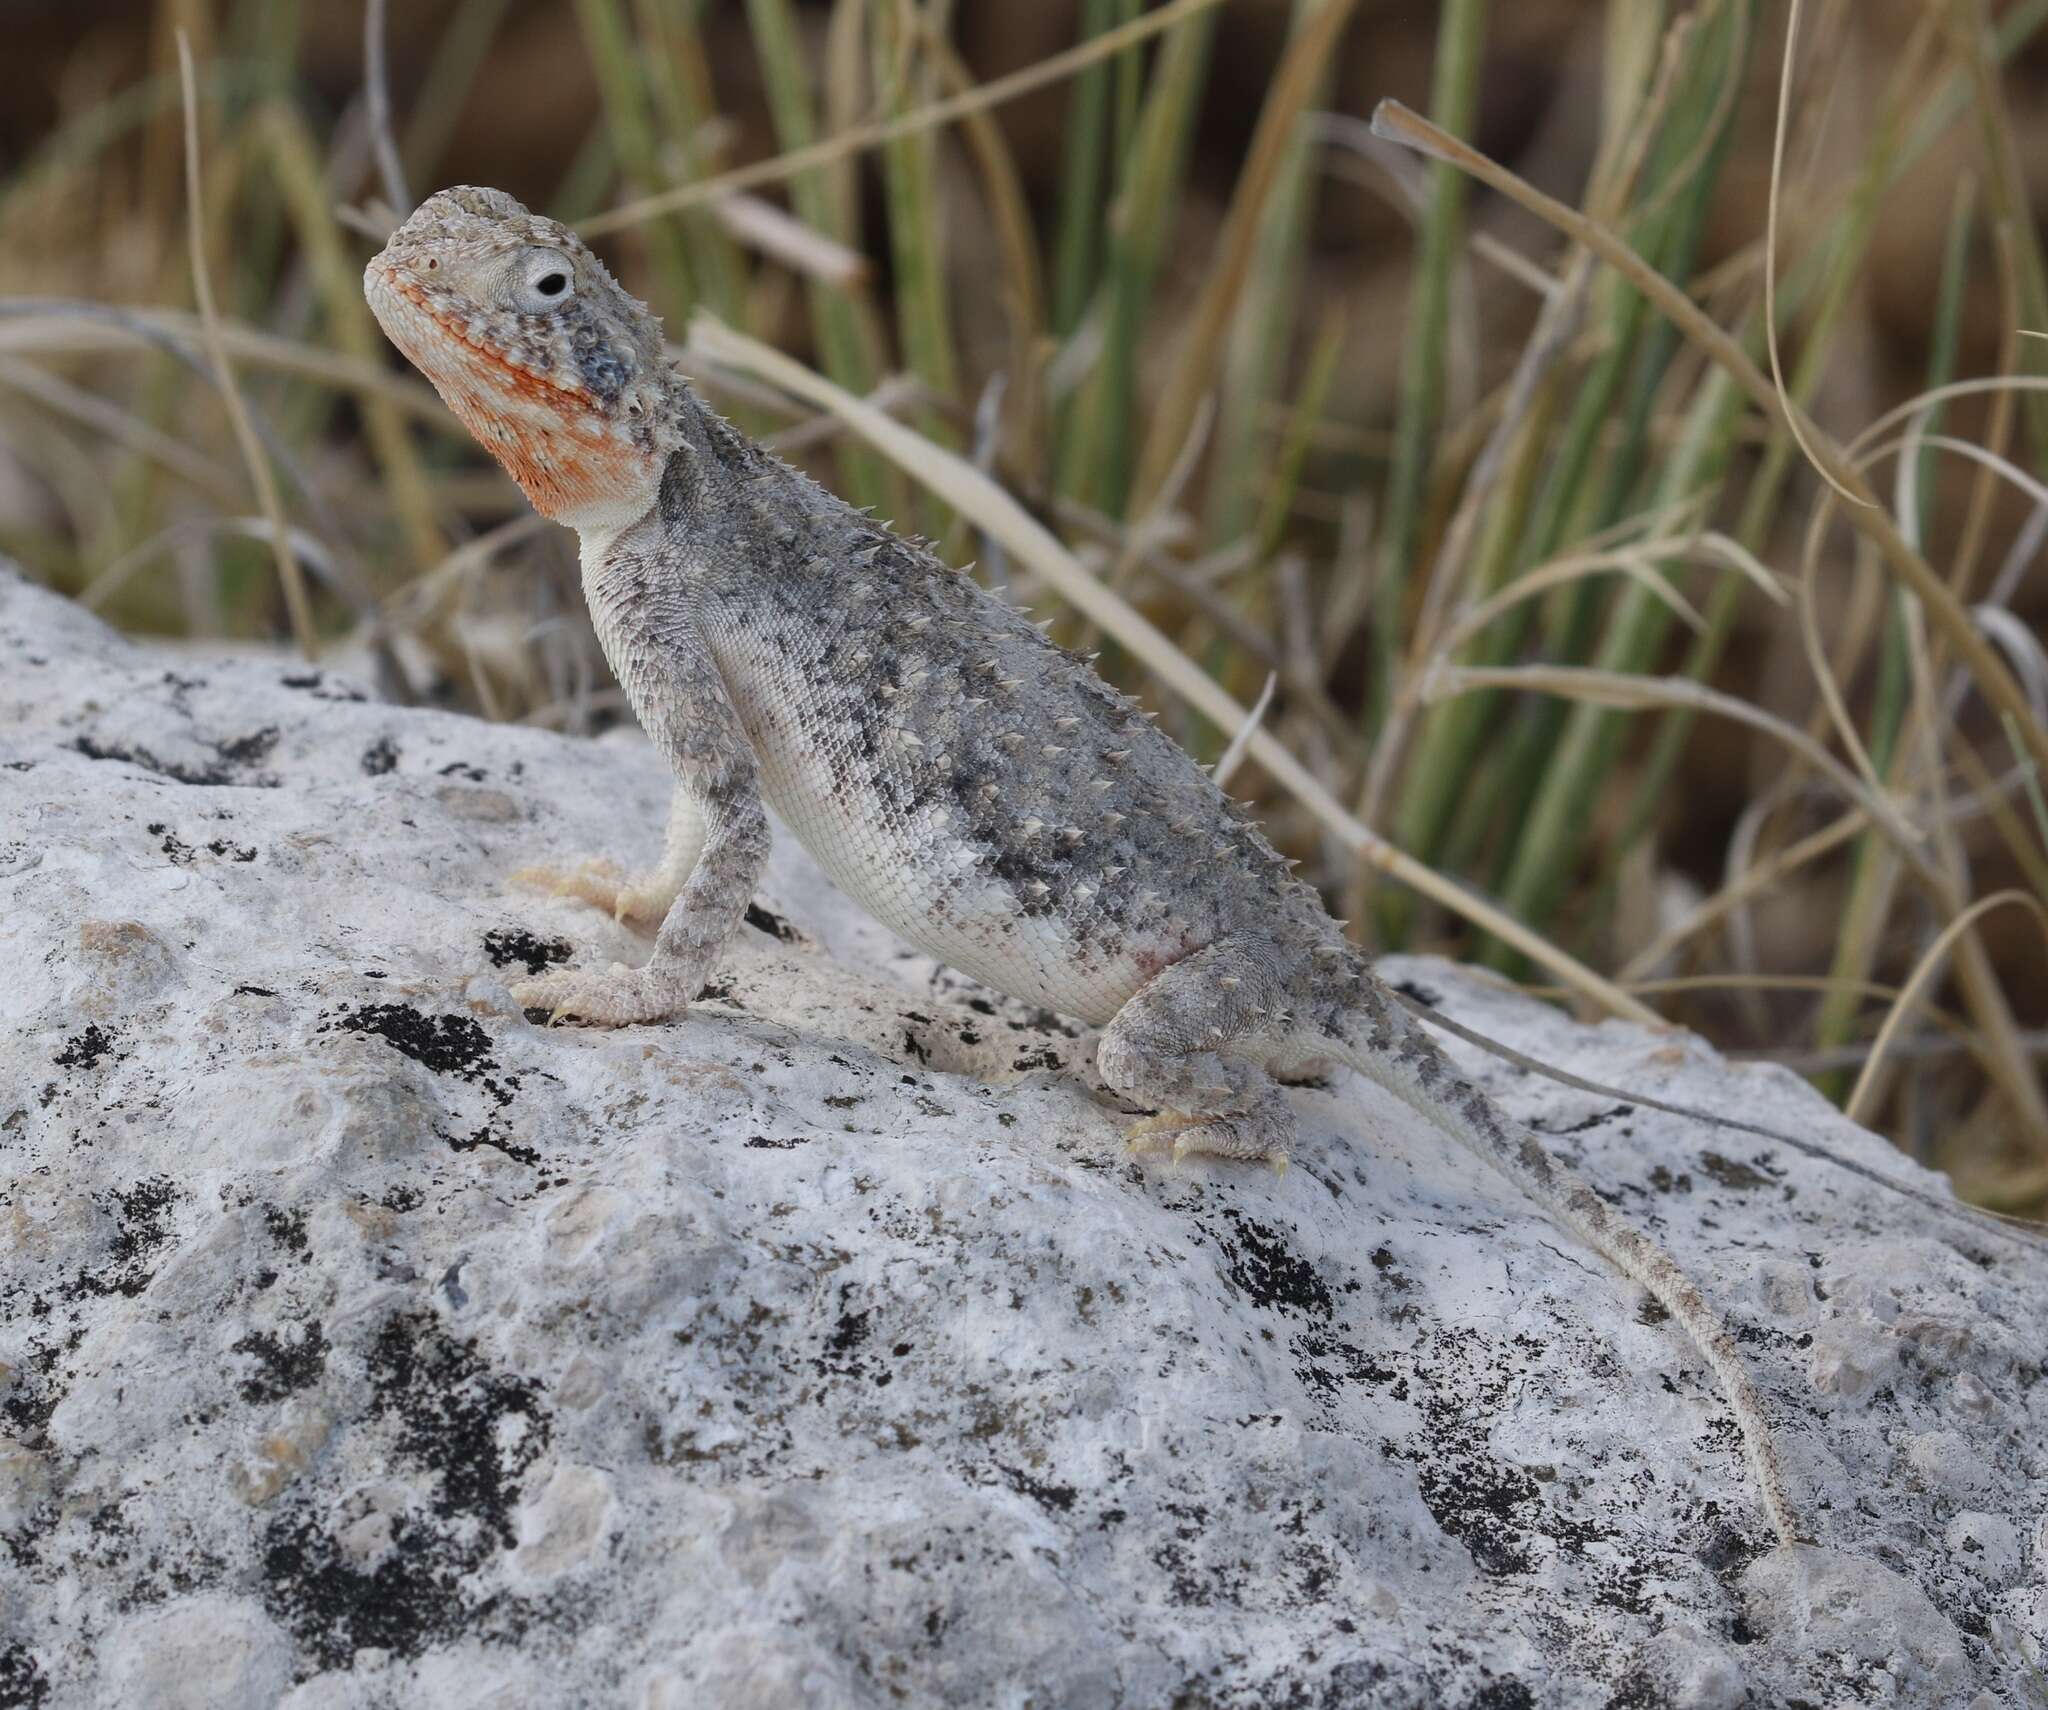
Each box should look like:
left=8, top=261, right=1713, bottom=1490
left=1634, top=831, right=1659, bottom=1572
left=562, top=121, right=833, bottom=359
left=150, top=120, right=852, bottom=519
left=392, top=283, right=659, bottom=523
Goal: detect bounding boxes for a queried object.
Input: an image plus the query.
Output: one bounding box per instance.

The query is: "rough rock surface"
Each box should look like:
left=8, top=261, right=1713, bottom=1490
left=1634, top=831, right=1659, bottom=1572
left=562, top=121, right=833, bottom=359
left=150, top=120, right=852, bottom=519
left=1, top=567, right=2043, bottom=1709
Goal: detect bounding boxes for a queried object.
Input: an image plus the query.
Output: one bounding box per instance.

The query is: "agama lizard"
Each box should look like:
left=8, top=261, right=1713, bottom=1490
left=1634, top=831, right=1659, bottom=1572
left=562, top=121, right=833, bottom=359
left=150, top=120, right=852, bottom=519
left=366, top=186, right=1802, bottom=1547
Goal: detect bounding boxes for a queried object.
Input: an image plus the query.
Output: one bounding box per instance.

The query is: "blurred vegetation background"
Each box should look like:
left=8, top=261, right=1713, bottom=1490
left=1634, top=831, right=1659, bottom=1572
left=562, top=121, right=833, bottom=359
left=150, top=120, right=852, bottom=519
left=5, top=0, right=2048, bottom=1215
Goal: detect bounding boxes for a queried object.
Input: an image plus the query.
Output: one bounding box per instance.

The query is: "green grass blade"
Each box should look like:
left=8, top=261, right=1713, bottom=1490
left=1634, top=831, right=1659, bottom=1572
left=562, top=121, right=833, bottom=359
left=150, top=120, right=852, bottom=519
left=743, top=0, right=896, bottom=511
left=1367, top=0, right=1488, bottom=732
left=572, top=0, right=700, bottom=317
left=1049, top=0, right=1121, bottom=341
left=872, top=0, right=963, bottom=544
left=1055, top=4, right=1217, bottom=517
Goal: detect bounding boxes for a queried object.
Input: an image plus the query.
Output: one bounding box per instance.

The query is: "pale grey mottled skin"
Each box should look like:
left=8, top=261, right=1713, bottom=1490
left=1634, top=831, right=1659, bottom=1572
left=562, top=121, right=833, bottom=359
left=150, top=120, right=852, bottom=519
left=366, top=186, right=1801, bottom=1548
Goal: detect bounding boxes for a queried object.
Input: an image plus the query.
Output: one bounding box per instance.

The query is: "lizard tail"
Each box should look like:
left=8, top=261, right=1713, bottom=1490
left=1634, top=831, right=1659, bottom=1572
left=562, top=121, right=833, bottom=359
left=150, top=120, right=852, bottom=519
left=1324, top=994, right=1804, bottom=1550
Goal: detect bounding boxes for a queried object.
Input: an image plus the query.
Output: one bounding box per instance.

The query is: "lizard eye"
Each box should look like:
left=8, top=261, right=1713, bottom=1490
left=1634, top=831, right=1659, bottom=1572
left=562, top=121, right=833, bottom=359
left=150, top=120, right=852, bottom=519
left=511, top=251, right=575, bottom=314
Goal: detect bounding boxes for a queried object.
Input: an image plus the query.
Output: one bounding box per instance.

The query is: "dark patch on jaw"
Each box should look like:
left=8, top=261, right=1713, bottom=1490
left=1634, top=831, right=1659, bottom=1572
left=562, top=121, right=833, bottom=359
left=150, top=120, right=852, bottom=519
left=658, top=446, right=700, bottom=526
left=569, top=309, right=629, bottom=405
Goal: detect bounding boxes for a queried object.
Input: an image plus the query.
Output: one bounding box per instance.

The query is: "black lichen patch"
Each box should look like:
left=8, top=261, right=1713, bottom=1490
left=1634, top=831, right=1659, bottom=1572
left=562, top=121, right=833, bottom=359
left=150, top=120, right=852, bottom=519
left=1369, top=1245, right=1413, bottom=1293
left=53, top=1026, right=118, bottom=1070
left=1209, top=1211, right=1333, bottom=1321
left=1411, top=1445, right=1540, bottom=1578
left=327, top=1004, right=536, bottom=1166
left=826, top=1308, right=871, bottom=1360
left=1544, top=1104, right=1631, bottom=1137
left=0, top=1331, right=66, bottom=1446
left=259, top=1507, right=467, bottom=1673
left=1467, top=1681, right=1536, bottom=1710
left=368, top=1314, right=548, bottom=1542
left=75, top=735, right=230, bottom=786
left=258, top=1313, right=551, bottom=1671
left=281, top=670, right=368, bottom=703
left=263, top=1205, right=310, bottom=1260
left=998, top=1463, right=1078, bottom=1514
left=744, top=902, right=800, bottom=943
left=481, top=928, right=572, bottom=976
left=360, top=735, right=400, bottom=776
left=65, top=1178, right=178, bottom=1301
left=1010, top=1043, right=1066, bottom=1073
left=1291, top=1327, right=1398, bottom=1409
left=233, top=1321, right=330, bottom=1405
left=1698, top=1153, right=1772, bottom=1192
left=0, top=1641, right=49, bottom=1710
left=812, top=1289, right=888, bottom=1385
left=334, top=1005, right=506, bottom=1093
left=1601, top=1670, right=1673, bottom=1710
left=214, top=726, right=280, bottom=767
left=150, top=823, right=196, bottom=864
left=1379, top=1325, right=1636, bottom=1596
left=73, top=726, right=280, bottom=787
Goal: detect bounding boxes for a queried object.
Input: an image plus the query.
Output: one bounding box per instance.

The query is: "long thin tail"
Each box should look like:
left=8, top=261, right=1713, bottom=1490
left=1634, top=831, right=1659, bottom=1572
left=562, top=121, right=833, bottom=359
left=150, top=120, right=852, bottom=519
left=1331, top=985, right=1804, bottom=1548
left=1395, top=990, right=2046, bottom=1247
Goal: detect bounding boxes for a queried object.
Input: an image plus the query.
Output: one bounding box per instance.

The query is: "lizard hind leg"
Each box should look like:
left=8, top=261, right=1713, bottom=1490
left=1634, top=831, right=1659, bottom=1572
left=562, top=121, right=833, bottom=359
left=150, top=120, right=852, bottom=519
left=1100, top=938, right=1299, bottom=1169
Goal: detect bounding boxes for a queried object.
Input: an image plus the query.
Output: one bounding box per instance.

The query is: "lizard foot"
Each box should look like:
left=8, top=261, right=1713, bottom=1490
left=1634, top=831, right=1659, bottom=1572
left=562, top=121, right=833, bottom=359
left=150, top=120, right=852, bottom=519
left=1126, top=1111, right=1289, bottom=1174
left=511, top=963, right=690, bottom=1027
left=511, top=858, right=674, bottom=929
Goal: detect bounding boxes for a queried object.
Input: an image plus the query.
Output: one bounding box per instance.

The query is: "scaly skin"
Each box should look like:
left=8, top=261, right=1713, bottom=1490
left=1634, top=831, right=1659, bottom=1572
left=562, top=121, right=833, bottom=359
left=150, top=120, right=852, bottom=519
left=365, top=186, right=1803, bottom=1548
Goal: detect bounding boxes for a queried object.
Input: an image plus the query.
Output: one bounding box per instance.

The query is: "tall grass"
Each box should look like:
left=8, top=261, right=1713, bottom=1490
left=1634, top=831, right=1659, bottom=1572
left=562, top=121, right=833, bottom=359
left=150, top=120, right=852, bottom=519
left=3, top=0, right=2046, bottom=1211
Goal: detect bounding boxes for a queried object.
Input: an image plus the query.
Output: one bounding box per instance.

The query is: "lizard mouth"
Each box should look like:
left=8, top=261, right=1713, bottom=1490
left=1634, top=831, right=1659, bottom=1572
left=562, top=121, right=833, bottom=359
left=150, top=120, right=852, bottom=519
left=371, top=264, right=598, bottom=413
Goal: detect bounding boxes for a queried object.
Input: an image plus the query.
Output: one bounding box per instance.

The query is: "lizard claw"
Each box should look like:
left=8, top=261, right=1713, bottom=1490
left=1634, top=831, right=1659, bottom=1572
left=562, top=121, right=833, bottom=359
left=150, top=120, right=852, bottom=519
left=1125, top=1110, right=1287, bottom=1172
left=510, top=964, right=688, bottom=1028
left=1125, top=1111, right=1198, bottom=1154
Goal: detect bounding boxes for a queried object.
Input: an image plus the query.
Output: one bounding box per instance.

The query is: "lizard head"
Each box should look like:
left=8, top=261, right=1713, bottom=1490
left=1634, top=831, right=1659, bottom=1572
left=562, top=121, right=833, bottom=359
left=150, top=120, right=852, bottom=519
left=365, top=185, right=683, bottom=531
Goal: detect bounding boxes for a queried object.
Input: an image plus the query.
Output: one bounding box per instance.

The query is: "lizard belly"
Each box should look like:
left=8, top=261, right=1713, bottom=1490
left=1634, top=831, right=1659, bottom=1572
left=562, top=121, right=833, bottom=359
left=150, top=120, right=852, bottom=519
left=742, top=712, right=1183, bottom=1026
left=755, top=746, right=1159, bottom=1024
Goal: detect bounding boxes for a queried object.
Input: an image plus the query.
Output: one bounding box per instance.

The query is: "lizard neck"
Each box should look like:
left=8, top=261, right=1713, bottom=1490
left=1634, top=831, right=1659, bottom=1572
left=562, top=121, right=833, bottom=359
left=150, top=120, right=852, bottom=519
left=563, top=376, right=723, bottom=550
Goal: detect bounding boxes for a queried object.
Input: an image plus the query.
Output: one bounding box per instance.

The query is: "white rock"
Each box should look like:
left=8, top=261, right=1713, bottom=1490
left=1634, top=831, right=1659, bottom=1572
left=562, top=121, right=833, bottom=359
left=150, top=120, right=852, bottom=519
left=100, top=1594, right=294, bottom=1710
left=1906, top=1429, right=1997, bottom=1501
left=1623, top=1620, right=1747, bottom=1710
left=1998, top=1583, right=2048, bottom=1671
left=510, top=1463, right=615, bottom=1584
left=1945, top=1511, right=2021, bottom=1584
left=2, top=567, right=2044, bottom=1707
left=1743, top=1546, right=1969, bottom=1699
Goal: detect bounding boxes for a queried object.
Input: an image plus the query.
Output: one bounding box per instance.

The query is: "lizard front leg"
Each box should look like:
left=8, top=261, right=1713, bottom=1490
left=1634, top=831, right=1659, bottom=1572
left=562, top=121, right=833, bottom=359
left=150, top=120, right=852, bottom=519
left=512, top=608, right=767, bottom=1026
